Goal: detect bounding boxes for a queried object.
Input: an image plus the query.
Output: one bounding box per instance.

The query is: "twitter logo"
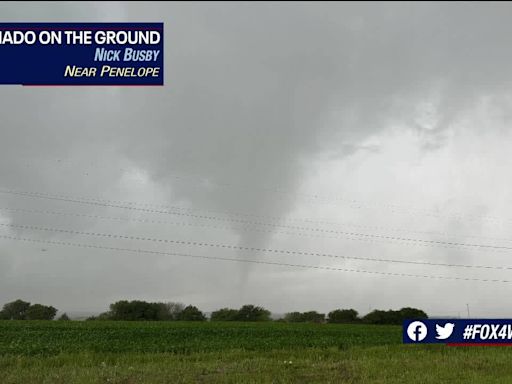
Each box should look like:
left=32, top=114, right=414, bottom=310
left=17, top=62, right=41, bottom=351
left=436, top=323, right=455, bottom=339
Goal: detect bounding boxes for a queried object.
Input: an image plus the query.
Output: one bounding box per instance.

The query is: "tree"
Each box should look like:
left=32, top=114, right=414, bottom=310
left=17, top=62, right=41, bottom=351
left=399, top=307, right=428, bottom=320
left=327, top=309, right=359, bottom=324
left=86, top=314, right=111, bottom=321
left=301, top=311, right=325, bottom=323
left=156, top=302, right=184, bottom=321
left=25, top=304, right=57, bottom=320
left=107, top=300, right=190, bottom=321
left=362, top=308, right=428, bottom=325
left=362, top=310, right=396, bottom=325
left=97, top=311, right=113, bottom=320
left=178, top=305, right=206, bottom=321
left=235, top=305, right=271, bottom=322
left=284, top=311, right=325, bottom=323
left=58, top=313, right=70, bottom=321
left=210, top=308, right=238, bottom=321
left=109, top=300, right=161, bottom=321
left=284, top=312, right=304, bottom=323
left=0, top=299, right=31, bottom=320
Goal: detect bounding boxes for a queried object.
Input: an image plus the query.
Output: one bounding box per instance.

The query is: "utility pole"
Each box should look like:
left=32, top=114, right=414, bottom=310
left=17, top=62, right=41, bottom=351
left=466, top=304, right=470, bottom=318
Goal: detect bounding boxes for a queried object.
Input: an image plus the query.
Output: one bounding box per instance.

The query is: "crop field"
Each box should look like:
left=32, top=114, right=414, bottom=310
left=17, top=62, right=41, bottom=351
left=1, top=321, right=512, bottom=383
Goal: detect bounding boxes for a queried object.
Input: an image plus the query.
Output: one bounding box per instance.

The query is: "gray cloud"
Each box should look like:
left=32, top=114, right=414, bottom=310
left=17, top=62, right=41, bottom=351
left=1, top=2, right=512, bottom=317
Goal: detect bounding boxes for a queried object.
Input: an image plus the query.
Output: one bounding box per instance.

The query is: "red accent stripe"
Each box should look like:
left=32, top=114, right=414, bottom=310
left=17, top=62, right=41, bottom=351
left=447, top=343, right=512, bottom=347
left=22, top=84, right=163, bottom=87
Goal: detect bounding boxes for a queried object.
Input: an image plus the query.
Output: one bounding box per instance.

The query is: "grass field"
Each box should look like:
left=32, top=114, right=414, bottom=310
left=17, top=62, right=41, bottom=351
left=1, top=321, right=512, bottom=383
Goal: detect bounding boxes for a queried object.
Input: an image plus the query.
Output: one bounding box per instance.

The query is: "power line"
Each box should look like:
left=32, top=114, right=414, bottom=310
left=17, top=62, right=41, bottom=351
left=42, top=159, right=512, bottom=225
left=153, top=174, right=512, bottom=225
left=4, top=205, right=512, bottom=251
left=1, top=222, right=511, bottom=270
left=0, top=234, right=510, bottom=283
left=2, top=203, right=512, bottom=246
left=0, top=206, right=400, bottom=246
left=2, top=189, right=512, bottom=253
left=0, top=206, right=478, bottom=253
left=1, top=187, right=510, bottom=236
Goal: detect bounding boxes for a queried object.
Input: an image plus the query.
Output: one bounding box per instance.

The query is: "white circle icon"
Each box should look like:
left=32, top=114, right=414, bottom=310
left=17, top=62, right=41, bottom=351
left=407, top=321, right=428, bottom=341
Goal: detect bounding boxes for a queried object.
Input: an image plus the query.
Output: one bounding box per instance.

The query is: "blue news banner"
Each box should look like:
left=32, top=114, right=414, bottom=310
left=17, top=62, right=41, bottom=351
left=404, top=319, right=512, bottom=345
left=0, top=23, right=163, bottom=85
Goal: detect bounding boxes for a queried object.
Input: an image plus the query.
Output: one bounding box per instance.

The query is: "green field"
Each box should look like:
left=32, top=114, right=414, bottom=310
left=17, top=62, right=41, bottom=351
left=1, top=321, right=512, bottom=383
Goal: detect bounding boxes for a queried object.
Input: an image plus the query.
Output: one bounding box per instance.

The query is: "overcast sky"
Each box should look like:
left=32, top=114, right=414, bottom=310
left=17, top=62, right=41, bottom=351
left=1, top=2, right=512, bottom=317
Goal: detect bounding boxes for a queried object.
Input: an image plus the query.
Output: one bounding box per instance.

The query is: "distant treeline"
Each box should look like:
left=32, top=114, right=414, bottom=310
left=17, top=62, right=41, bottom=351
left=283, top=307, right=428, bottom=325
left=83, top=302, right=430, bottom=325
left=89, top=302, right=427, bottom=324
left=86, top=302, right=270, bottom=322
left=87, top=301, right=207, bottom=321
left=0, top=299, right=427, bottom=325
left=0, top=299, right=67, bottom=320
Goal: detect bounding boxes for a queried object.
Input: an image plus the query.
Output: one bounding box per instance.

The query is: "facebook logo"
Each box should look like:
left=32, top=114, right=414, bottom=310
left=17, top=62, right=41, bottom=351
left=406, top=321, right=428, bottom=341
